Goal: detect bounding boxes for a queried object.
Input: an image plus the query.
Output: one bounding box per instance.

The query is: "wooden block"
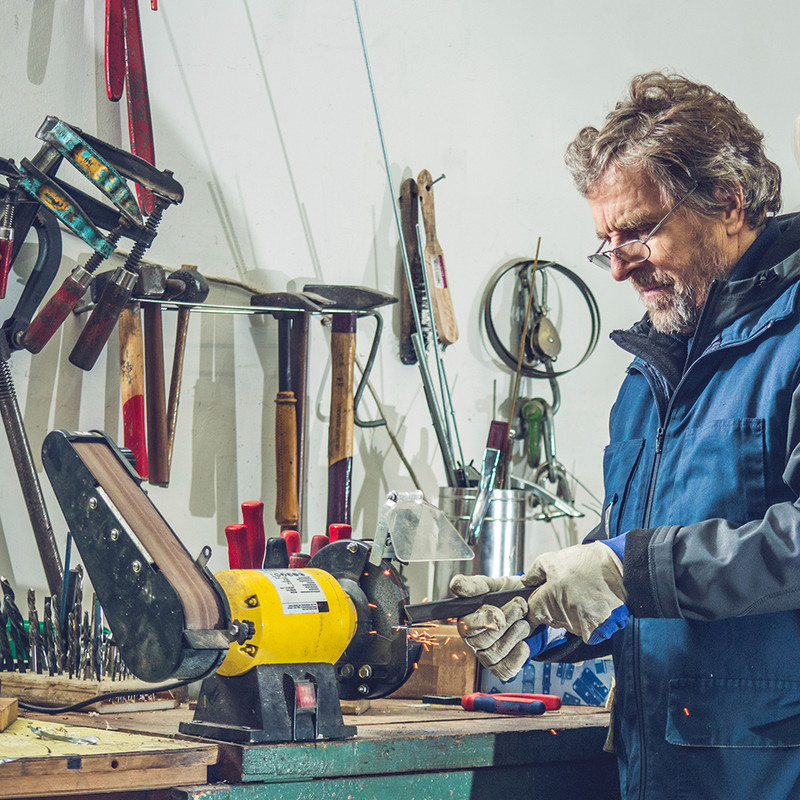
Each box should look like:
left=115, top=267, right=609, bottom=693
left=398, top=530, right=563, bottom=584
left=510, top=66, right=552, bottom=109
left=0, top=672, right=186, bottom=713
left=340, top=698, right=370, bottom=716
left=389, top=625, right=477, bottom=700
left=0, top=698, right=17, bottom=732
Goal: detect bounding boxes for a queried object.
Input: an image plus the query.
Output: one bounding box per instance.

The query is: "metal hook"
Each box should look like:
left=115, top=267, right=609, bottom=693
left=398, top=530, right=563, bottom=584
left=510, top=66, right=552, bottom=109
left=354, top=310, right=387, bottom=428
left=426, top=173, right=446, bottom=190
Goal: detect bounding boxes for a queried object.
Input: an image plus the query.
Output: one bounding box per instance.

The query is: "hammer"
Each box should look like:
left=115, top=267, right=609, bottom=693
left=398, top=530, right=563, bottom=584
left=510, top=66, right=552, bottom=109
left=249, top=291, right=329, bottom=533
left=91, top=265, right=167, bottom=479
left=303, top=284, right=397, bottom=529
left=144, top=266, right=209, bottom=486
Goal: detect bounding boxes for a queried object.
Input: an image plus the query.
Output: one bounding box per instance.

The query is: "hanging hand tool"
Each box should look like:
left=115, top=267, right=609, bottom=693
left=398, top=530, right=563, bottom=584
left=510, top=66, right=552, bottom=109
left=105, top=0, right=125, bottom=101
left=18, top=116, right=183, bottom=354
left=250, top=291, right=329, bottom=532
left=397, top=178, right=428, bottom=364
left=118, top=300, right=148, bottom=477
left=68, top=187, right=180, bottom=372
left=144, top=266, right=209, bottom=484
left=166, top=265, right=209, bottom=475
left=290, top=311, right=310, bottom=536
left=417, top=169, right=458, bottom=346
left=90, top=264, right=167, bottom=477
left=105, top=0, right=157, bottom=213
left=302, top=285, right=397, bottom=529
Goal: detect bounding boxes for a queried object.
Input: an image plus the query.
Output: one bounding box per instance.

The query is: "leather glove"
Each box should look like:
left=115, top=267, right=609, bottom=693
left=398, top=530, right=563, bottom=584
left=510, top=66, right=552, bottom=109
left=523, top=541, right=628, bottom=644
left=449, top=573, right=543, bottom=681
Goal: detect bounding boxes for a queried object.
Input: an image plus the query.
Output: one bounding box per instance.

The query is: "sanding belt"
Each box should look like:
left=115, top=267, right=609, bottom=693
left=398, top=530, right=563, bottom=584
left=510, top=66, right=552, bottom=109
left=72, top=441, right=225, bottom=633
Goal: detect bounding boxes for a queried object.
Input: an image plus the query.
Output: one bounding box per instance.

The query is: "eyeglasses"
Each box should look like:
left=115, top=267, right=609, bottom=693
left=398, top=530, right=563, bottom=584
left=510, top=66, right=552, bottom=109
left=587, top=184, right=698, bottom=270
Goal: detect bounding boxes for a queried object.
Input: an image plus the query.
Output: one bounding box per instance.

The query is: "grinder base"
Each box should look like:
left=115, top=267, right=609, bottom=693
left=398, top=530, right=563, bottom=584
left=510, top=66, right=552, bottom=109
left=179, top=662, right=356, bottom=743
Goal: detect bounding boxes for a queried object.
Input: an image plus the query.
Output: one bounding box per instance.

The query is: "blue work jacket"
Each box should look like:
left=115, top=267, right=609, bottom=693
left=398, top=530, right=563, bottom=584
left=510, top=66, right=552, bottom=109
left=601, top=214, right=800, bottom=800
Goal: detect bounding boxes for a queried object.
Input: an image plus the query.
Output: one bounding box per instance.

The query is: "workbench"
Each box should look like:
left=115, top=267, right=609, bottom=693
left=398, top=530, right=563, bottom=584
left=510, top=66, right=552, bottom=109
left=3, top=699, right=620, bottom=800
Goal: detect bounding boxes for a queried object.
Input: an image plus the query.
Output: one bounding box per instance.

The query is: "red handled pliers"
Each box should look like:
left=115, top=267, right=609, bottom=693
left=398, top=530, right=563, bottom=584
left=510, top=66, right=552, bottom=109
left=461, top=692, right=562, bottom=715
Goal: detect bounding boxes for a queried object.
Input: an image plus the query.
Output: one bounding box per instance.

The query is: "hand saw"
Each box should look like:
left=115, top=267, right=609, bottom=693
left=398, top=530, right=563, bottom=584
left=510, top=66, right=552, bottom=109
left=417, top=169, right=458, bottom=346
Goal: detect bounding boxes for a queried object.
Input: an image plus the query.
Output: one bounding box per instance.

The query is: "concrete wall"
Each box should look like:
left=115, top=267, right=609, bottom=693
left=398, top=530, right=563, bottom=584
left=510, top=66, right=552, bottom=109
left=2, top=1, right=799, bottom=601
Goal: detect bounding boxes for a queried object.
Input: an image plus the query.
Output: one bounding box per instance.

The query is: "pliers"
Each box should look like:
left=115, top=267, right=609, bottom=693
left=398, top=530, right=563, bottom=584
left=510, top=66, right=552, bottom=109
left=461, top=692, right=562, bottom=715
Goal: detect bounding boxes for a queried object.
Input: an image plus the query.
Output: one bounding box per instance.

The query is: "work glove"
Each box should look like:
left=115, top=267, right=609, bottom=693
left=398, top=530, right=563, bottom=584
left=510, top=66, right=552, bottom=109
left=449, top=573, right=560, bottom=681
left=523, top=541, right=629, bottom=645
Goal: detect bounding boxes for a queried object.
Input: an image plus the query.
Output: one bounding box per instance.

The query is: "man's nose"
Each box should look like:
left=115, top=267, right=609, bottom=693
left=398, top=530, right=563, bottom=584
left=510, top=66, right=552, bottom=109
left=609, top=255, right=640, bottom=283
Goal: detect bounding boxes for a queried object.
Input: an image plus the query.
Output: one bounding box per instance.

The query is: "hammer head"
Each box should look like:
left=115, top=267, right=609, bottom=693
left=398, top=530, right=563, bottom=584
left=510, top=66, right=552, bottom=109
left=302, top=284, right=397, bottom=311
left=90, top=264, right=165, bottom=303
left=164, top=267, right=210, bottom=304
left=250, top=290, right=332, bottom=313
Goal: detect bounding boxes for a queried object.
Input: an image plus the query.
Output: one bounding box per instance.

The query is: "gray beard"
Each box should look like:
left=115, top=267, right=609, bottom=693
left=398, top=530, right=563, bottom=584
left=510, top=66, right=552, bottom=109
left=645, top=281, right=702, bottom=335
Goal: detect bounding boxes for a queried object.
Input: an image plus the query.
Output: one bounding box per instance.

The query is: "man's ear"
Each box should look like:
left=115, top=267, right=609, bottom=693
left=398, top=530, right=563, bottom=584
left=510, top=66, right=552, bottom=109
left=718, top=184, right=746, bottom=234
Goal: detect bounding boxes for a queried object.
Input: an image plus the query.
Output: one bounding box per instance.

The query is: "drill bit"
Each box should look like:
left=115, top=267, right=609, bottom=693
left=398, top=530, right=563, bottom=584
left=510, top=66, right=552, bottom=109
left=43, top=596, right=57, bottom=676
left=27, top=589, right=43, bottom=674
left=0, top=603, right=13, bottom=671
left=3, top=586, right=28, bottom=672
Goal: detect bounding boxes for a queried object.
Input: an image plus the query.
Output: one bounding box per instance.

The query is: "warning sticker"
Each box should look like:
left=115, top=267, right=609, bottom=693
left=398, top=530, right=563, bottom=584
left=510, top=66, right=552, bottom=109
left=265, top=569, right=330, bottom=615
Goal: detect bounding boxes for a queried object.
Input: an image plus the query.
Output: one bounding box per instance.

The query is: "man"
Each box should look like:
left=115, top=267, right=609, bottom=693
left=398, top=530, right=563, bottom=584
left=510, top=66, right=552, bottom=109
left=452, top=72, right=800, bottom=799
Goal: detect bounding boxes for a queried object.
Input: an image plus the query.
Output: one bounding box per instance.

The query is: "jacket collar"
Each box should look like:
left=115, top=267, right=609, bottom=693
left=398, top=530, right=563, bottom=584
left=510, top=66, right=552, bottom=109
left=611, top=213, right=800, bottom=387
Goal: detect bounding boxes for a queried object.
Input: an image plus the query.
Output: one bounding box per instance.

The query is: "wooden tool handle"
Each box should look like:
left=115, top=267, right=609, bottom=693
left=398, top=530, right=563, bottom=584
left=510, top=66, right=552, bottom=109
left=417, top=169, right=459, bottom=346
left=274, top=391, right=300, bottom=530
left=118, top=303, right=148, bottom=478
left=143, top=303, right=169, bottom=486
left=166, top=306, right=190, bottom=472
left=327, top=314, right=356, bottom=526
left=290, top=313, right=310, bottom=536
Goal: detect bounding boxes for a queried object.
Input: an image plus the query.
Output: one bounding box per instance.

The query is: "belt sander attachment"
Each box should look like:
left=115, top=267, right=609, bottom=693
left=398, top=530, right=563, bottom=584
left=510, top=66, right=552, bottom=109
left=41, top=430, right=234, bottom=684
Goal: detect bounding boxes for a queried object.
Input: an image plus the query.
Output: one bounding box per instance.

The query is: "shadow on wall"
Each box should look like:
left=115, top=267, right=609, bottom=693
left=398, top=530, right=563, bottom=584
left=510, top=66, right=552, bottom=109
left=189, top=310, right=239, bottom=531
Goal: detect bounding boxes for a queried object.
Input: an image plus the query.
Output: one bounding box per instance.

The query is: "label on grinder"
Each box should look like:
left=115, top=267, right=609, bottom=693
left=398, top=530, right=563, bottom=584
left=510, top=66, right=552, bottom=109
left=266, top=569, right=330, bottom=614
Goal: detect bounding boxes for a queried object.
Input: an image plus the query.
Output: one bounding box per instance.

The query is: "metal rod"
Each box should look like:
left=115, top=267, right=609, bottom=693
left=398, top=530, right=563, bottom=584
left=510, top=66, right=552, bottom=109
left=411, top=333, right=458, bottom=487
left=415, top=222, right=464, bottom=470
left=353, top=0, right=462, bottom=485
left=0, top=358, right=63, bottom=596
left=352, top=0, right=424, bottom=340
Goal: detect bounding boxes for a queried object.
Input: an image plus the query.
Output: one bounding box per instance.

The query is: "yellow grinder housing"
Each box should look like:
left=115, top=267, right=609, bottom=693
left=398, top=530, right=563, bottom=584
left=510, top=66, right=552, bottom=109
left=214, top=567, right=358, bottom=677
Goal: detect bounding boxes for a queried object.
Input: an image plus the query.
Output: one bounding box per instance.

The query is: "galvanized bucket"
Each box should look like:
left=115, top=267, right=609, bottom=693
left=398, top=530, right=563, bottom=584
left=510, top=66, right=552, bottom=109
left=432, top=487, right=528, bottom=600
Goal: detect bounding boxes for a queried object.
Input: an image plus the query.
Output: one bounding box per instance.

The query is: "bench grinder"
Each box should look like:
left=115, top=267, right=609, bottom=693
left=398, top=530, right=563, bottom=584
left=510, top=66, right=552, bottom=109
left=41, top=429, right=421, bottom=744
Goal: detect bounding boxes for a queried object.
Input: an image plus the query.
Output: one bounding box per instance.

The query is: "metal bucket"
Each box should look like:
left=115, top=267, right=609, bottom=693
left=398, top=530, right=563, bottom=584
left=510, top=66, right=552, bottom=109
left=432, top=487, right=528, bottom=600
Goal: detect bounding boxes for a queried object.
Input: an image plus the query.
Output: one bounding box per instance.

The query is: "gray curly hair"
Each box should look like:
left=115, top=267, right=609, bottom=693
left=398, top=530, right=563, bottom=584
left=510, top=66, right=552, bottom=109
left=564, top=72, right=781, bottom=228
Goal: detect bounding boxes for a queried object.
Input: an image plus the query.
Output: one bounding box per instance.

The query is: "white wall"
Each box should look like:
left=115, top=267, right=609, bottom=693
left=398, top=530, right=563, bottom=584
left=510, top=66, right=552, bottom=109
left=2, top=1, right=799, bottom=603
